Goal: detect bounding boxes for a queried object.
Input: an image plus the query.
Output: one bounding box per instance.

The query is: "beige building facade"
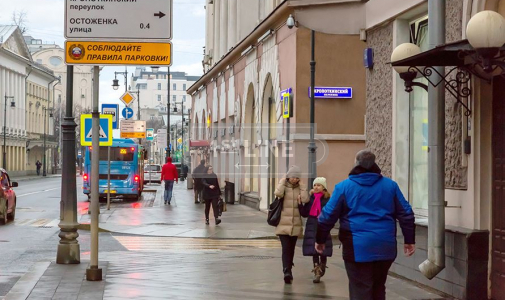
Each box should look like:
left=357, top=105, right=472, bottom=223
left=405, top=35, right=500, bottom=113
left=190, top=0, right=367, bottom=211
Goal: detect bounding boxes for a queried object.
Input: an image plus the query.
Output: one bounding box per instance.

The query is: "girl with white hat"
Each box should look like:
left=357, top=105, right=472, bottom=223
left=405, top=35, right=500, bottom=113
left=299, top=177, right=333, bottom=283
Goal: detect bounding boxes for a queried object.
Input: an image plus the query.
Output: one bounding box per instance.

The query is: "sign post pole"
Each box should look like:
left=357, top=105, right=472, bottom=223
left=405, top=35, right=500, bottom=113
left=86, top=66, right=102, bottom=281
left=107, top=147, right=111, bottom=211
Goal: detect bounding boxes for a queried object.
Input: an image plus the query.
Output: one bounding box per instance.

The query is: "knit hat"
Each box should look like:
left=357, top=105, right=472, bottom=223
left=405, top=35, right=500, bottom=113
left=286, top=165, right=302, bottom=179
left=313, top=177, right=327, bottom=190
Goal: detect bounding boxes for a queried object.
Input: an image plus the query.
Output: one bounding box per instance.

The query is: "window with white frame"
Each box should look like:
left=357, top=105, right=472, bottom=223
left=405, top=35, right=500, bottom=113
left=409, top=16, right=429, bottom=212
left=157, top=95, right=161, bottom=101
left=158, top=83, right=162, bottom=90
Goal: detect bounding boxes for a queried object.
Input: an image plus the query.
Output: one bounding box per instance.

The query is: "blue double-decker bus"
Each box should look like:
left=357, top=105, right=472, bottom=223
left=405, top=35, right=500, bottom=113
left=83, top=139, right=145, bottom=200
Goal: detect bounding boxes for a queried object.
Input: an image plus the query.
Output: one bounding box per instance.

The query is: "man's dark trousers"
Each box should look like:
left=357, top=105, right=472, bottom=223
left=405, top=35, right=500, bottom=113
left=344, top=260, right=394, bottom=300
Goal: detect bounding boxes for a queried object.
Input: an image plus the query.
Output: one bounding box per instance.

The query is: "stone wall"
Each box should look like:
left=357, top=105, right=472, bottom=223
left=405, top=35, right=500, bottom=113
left=365, top=22, right=394, bottom=178
left=445, top=0, right=468, bottom=189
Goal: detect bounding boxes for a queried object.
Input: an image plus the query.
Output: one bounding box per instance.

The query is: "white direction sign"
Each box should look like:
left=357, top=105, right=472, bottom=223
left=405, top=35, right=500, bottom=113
left=65, top=0, right=173, bottom=40
left=120, top=120, right=146, bottom=138
left=156, top=129, right=167, bottom=149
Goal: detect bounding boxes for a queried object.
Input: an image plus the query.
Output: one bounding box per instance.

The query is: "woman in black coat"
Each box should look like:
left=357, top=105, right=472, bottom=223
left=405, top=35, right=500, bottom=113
left=202, top=166, right=222, bottom=225
left=299, top=177, right=333, bottom=283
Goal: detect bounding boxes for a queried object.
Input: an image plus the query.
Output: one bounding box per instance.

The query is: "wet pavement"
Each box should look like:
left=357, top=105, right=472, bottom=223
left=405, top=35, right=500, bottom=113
left=1, top=179, right=451, bottom=299
left=78, top=183, right=280, bottom=239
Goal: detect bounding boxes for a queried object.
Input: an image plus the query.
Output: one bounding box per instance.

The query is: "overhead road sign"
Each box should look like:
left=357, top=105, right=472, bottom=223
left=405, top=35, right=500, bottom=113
left=122, top=107, right=134, bottom=119
left=101, top=104, right=119, bottom=129
left=65, top=0, right=173, bottom=40
left=65, top=41, right=172, bottom=66
left=120, top=91, right=136, bottom=107
left=120, top=120, right=146, bottom=139
left=81, top=114, right=113, bottom=146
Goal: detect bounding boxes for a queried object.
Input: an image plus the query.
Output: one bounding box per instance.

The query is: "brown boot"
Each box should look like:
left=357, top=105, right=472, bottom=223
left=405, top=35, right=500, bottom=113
left=312, top=264, right=322, bottom=283
left=320, top=262, right=327, bottom=277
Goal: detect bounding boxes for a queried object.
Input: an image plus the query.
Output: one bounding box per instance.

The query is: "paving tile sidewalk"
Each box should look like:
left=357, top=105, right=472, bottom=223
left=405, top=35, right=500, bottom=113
left=79, top=182, right=288, bottom=239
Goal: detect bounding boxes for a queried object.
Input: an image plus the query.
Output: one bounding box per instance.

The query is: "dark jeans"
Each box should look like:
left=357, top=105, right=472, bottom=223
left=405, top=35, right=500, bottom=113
left=313, top=254, right=327, bottom=265
left=279, top=235, right=298, bottom=271
left=344, top=260, right=394, bottom=300
left=194, top=188, right=203, bottom=203
left=36, top=168, right=41, bottom=176
left=204, top=198, right=219, bottom=220
left=164, top=180, right=174, bottom=203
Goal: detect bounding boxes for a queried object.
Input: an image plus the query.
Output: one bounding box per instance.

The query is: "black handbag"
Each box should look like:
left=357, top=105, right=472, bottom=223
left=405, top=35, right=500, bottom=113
left=218, top=197, right=224, bottom=216
left=267, top=197, right=284, bottom=227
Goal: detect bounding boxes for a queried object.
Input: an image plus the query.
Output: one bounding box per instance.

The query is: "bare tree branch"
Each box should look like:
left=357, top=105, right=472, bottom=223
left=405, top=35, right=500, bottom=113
left=11, top=10, right=28, bottom=34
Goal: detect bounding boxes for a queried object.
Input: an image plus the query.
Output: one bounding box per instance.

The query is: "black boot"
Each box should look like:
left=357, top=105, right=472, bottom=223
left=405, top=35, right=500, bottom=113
left=215, top=218, right=222, bottom=225
left=283, top=268, right=293, bottom=284
left=205, top=219, right=209, bottom=225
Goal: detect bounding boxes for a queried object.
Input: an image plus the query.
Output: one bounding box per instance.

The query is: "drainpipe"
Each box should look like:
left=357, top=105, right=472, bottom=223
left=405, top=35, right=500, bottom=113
left=419, top=0, right=446, bottom=279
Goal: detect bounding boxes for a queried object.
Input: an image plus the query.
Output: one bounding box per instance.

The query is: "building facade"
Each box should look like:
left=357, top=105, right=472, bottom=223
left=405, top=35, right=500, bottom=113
left=189, top=0, right=367, bottom=211
left=25, top=37, right=94, bottom=170
left=189, top=0, right=505, bottom=299
left=130, top=67, right=199, bottom=122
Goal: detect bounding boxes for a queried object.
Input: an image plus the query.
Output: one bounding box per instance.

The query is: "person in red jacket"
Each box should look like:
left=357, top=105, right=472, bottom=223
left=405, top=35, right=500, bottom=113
left=161, top=157, right=178, bottom=205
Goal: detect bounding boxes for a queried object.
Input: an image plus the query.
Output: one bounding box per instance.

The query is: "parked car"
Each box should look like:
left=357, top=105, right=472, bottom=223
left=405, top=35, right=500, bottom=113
left=0, top=169, right=18, bottom=224
left=144, top=164, right=162, bottom=184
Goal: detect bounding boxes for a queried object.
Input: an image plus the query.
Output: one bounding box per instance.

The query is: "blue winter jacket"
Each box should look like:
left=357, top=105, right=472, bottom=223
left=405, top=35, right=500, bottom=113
left=316, top=164, right=415, bottom=263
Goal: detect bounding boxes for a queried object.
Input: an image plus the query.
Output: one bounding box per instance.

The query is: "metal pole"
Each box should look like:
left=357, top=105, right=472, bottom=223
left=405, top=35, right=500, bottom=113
left=43, top=108, right=47, bottom=176
left=419, top=0, right=446, bottom=280
left=149, top=141, right=152, bottom=184
left=308, top=30, right=317, bottom=188
left=286, top=118, right=290, bottom=173
left=3, top=95, right=6, bottom=170
left=107, top=146, right=111, bottom=210
left=86, top=66, right=102, bottom=281
left=166, top=67, right=171, bottom=160
left=56, top=65, right=80, bottom=264
left=59, top=95, right=62, bottom=170
left=181, top=102, right=185, bottom=181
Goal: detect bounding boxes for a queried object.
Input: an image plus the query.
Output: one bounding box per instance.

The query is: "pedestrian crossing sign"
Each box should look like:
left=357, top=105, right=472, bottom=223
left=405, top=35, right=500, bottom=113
left=80, top=114, right=113, bottom=146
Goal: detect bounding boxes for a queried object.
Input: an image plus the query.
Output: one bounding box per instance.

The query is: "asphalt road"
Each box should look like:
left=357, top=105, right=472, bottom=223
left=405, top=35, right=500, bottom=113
left=0, top=176, right=122, bottom=298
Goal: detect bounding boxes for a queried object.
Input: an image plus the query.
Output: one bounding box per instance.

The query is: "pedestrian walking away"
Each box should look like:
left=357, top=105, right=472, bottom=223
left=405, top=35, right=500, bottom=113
left=161, top=157, right=178, bottom=205
left=202, top=165, right=222, bottom=225
left=192, top=159, right=206, bottom=204
left=299, top=177, right=333, bottom=283
left=316, top=150, right=416, bottom=300
left=36, top=160, right=42, bottom=176
left=274, top=165, right=309, bottom=284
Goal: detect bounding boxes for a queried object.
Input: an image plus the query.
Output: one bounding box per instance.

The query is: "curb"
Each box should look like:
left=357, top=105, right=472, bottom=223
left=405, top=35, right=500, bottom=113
left=77, top=223, right=111, bottom=233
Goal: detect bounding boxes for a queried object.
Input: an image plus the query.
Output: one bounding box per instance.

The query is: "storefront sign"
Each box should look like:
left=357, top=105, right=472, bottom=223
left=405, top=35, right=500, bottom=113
left=308, top=87, right=353, bottom=99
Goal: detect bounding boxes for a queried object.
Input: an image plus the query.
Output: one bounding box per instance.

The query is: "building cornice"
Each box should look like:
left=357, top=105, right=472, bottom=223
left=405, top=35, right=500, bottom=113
left=187, top=1, right=291, bottom=95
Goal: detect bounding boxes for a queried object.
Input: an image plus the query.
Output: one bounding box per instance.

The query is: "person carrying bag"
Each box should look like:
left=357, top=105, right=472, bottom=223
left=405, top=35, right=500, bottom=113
left=273, top=165, right=308, bottom=284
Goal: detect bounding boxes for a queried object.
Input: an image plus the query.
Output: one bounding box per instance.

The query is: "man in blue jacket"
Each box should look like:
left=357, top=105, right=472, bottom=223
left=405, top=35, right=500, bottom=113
left=316, top=150, right=416, bottom=300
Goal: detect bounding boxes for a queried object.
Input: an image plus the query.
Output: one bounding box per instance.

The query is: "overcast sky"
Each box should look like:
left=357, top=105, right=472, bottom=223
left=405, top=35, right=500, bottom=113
left=0, top=0, right=205, bottom=136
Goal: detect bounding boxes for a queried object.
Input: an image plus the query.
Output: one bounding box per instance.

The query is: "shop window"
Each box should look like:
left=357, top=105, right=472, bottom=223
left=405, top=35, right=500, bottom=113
left=408, top=16, right=429, bottom=212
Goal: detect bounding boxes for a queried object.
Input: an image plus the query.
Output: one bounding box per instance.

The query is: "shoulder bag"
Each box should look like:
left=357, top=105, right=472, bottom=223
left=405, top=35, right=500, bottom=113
left=267, top=197, right=284, bottom=227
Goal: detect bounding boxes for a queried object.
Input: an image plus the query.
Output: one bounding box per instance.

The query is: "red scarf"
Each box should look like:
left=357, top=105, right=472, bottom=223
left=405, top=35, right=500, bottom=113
left=310, top=192, right=323, bottom=217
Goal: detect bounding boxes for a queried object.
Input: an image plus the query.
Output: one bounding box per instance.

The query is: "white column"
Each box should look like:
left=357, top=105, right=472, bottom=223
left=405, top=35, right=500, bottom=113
left=228, top=0, right=237, bottom=50
left=214, top=0, right=221, bottom=61
left=236, top=0, right=241, bottom=43
left=220, top=0, right=228, bottom=56
left=206, top=2, right=214, bottom=62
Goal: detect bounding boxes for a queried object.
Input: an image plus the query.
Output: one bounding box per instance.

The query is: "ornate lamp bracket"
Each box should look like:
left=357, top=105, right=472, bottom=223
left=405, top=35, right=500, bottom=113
left=405, top=66, right=472, bottom=117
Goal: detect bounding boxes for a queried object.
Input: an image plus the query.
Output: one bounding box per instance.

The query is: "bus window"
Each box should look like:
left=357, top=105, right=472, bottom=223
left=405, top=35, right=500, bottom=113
left=89, top=147, right=135, bottom=161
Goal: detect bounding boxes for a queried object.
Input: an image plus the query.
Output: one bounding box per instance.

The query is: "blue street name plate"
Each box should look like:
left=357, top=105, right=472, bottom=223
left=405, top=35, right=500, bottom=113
left=309, top=87, right=353, bottom=99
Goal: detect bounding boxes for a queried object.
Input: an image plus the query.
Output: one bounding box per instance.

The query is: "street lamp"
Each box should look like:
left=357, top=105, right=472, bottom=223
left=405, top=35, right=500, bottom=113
left=42, top=106, right=54, bottom=177
left=391, top=43, right=427, bottom=92
left=112, top=67, right=128, bottom=92
left=3, top=95, right=15, bottom=170
left=466, top=10, right=505, bottom=72
left=287, top=14, right=317, bottom=187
